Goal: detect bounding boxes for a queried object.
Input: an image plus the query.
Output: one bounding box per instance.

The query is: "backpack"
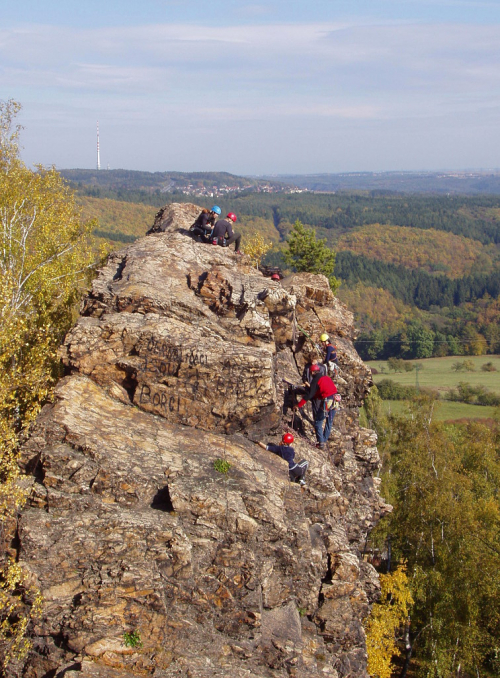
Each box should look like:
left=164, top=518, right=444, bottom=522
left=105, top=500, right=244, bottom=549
left=326, top=360, right=338, bottom=377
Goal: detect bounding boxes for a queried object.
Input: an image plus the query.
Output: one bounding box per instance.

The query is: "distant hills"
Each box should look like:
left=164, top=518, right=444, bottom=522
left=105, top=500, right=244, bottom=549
left=263, top=171, right=500, bottom=195
left=61, top=168, right=500, bottom=196
left=60, top=169, right=296, bottom=198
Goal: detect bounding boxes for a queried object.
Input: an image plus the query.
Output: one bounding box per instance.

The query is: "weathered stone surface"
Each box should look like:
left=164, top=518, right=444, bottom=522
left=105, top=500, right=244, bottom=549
left=18, top=203, right=390, bottom=678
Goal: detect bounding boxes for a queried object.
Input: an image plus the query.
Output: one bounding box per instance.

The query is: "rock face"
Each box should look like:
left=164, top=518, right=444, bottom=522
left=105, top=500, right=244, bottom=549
left=18, top=204, right=390, bottom=678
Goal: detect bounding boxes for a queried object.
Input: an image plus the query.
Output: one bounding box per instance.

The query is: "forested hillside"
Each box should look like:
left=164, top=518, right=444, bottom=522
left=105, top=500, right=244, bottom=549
left=67, top=171, right=500, bottom=362
left=267, top=170, right=500, bottom=194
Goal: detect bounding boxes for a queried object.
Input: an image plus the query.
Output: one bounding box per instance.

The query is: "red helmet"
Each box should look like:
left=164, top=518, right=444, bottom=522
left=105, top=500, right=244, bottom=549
left=227, top=212, right=237, bottom=222
left=271, top=273, right=280, bottom=281
left=282, top=432, right=294, bottom=444
left=309, top=364, right=321, bottom=373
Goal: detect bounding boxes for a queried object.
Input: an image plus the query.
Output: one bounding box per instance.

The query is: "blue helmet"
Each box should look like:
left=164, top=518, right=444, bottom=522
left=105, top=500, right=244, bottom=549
left=210, top=205, right=222, bottom=215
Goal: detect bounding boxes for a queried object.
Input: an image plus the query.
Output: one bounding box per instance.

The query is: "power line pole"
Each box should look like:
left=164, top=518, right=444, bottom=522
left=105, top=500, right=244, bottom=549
left=415, top=363, right=421, bottom=391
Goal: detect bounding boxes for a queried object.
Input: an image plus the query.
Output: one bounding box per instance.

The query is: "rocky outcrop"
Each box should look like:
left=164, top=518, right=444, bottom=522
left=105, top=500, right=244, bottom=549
left=18, top=203, right=390, bottom=678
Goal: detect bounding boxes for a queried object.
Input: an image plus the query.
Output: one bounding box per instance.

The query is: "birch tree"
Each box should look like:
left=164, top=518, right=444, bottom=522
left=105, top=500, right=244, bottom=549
left=0, top=99, right=98, bottom=671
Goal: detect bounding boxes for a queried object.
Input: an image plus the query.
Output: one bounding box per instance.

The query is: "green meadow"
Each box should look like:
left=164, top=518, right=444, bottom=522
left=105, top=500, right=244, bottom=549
left=367, top=355, right=500, bottom=396
left=379, top=399, right=498, bottom=421
left=366, top=355, right=500, bottom=421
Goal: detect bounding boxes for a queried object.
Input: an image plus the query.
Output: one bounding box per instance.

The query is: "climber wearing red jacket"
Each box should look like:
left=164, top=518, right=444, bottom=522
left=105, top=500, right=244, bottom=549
left=294, top=365, right=337, bottom=449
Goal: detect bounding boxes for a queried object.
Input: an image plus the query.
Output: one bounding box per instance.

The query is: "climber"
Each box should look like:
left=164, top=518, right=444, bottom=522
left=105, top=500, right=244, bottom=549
left=211, top=212, right=242, bottom=253
left=320, top=333, right=338, bottom=376
left=257, top=433, right=308, bottom=486
left=293, top=364, right=337, bottom=449
left=302, top=356, right=327, bottom=389
left=190, top=205, right=221, bottom=242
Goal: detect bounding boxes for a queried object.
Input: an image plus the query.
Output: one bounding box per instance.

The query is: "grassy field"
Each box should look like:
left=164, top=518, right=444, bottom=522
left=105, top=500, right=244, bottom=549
left=378, top=399, right=499, bottom=421
left=367, top=355, right=500, bottom=396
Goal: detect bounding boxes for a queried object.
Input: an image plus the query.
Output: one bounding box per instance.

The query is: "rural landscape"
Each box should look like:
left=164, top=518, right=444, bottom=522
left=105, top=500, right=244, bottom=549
left=69, top=167, right=500, bottom=424
left=2, top=0, right=500, bottom=671
left=2, top=112, right=500, bottom=676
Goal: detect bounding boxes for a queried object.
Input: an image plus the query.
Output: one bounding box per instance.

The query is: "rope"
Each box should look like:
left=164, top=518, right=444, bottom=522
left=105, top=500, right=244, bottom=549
left=296, top=323, right=324, bottom=355
left=222, top=434, right=230, bottom=531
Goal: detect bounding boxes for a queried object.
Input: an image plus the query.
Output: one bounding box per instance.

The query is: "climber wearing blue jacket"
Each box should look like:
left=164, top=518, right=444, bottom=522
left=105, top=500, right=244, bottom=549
left=258, top=433, right=308, bottom=485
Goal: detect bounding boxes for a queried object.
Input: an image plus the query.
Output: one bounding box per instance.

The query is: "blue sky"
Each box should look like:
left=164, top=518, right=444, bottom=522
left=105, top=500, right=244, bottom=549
left=2, top=1, right=500, bottom=174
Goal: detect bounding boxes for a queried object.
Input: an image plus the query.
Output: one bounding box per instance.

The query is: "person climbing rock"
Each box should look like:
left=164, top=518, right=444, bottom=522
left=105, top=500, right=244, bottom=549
left=302, top=356, right=327, bottom=389
left=190, top=205, right=221, bottom=242
left=320, top=333, right=338, bottom=376
left=257, top=433, right=308, bottom=486
left=211, top=212, right=242, bottom=253
left=294, top=364, right=337, bottom=449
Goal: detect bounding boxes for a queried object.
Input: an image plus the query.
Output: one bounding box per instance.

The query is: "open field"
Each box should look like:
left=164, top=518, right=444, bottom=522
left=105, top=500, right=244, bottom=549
left=377, top=399, right=499, bottom=421
left=367, top=355, right=500, bottom=396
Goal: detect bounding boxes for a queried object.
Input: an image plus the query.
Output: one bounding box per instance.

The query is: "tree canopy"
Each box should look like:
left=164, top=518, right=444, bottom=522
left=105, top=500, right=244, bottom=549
left=283, top=220, right=339, bottom=292
left=368, top=396, right=500, bottom=677
left=0, top=99, right=99, bottom=670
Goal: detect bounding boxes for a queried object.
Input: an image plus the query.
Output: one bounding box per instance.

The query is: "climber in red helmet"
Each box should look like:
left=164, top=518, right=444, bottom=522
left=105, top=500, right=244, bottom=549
left=257, top=433, right=308, bottom=486
left=294, top=364, right=337, bottom=449
left=211, top=212, right=242, bottom=253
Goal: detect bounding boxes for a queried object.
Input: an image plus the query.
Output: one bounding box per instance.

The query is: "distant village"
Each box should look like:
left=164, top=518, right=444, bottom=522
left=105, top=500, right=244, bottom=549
left=160, top=179, right=308, bottom=197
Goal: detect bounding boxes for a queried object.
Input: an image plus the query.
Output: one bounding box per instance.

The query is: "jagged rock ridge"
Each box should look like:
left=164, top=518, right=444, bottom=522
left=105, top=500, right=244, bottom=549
left=18, top=203, right=390, bottom=678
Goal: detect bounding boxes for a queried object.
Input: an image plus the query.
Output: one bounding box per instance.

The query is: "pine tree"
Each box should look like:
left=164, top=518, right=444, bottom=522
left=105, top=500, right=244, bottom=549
left=283, top=220, right=339, bottom=292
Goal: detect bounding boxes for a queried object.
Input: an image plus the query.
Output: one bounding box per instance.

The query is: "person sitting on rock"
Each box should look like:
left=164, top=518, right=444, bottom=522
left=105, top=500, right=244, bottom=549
left=294, top=364, right=337, bottom=449
left=211, top=212, right=242, bottom=253
left=190, top=205, right=221, bottom=242
left=258, top=433, right=308, bottom=485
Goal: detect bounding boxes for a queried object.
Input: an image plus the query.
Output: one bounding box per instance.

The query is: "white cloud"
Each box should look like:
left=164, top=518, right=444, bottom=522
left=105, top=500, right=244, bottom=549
left=3, top=19, right=500, bottom=171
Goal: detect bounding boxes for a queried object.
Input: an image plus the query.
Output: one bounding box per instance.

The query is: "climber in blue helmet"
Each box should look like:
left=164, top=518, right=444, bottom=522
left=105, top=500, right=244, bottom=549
left=190, top=205, right=221, bottom=242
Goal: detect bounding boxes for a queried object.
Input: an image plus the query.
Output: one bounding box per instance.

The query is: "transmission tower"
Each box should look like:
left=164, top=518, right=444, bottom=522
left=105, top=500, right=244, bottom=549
left=96, top=121, right=101, bottom=170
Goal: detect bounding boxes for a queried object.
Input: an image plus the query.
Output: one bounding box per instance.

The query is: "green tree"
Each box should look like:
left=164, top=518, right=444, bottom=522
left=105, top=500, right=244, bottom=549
left=366, top=330, right=385, bottom=360
left=404, top=321, right=435, bottom=359
left=372, top=398, right=500, bottom=677
left=283, top=220, right=339, bottom=292
left=446, top=334, right=462, bottom=356
left=0, top=99, right=99, bottom=671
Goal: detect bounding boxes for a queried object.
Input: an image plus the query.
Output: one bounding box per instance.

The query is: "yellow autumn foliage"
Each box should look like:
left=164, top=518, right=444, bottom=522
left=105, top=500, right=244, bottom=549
left=365, top=565, right=413, bottom=678
left=337, top=223, right=494, bottom=278
left=0, top=99, right=99, bottom=670
left=243, top=232, right=272, bottom=267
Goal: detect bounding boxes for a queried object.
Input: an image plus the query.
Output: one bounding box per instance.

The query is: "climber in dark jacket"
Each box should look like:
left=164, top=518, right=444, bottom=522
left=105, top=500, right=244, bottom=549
left=302, top=358, right=327, bottom=388
left=320, top=333, right=338, bottom=366
left=211, top=212, right=242, bottom=252
left=190, top=205, right=221, bottom=242
left=258, top=433, right=308, bottom=485
left=294, top=365, right=337, bottom=449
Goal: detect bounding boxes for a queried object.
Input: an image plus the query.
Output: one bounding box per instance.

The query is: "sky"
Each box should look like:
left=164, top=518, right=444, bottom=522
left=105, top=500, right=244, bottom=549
left=1, top=0, right=500, bottom=174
